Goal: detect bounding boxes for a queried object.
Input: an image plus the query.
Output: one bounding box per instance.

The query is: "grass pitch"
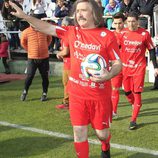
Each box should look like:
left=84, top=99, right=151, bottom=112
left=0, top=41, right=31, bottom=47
left=0, top=76, right=158, bottom=158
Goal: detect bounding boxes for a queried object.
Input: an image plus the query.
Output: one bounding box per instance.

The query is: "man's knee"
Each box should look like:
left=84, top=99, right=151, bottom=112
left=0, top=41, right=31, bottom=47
left=112, top=87, right=120, bottom=91
left=125, top=91, right=132, bottom=96
left=95, top=128, right=109, bottom=141
left=133, top=92, right=141, bottom=94
left=73, top=126, right=88, bottom=142
left=26, top=73, right=34, bottom=80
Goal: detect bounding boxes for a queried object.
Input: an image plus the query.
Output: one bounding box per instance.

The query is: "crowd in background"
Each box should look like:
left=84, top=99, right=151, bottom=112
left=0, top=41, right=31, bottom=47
left=0, top=0, right=158, bottom=29
left=0, top=0, right=158, bottom=51
left=0, top=0, right=158, bottom=87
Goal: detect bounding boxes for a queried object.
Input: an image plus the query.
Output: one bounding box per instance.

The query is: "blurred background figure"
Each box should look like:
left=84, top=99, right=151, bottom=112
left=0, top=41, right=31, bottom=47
left=120, top=0, right=134, bottom=17
left=31, top=0, right=47, bottom=19
left=0, top=0, right=4, bottom=11
left=56, top=16, right=73, bottom=110
left=54, top=0, right=70, bottom=51
left=20, top=22, right=52, bottom=101
left=104, top=0, right=121, bottom=29
left=151, top=75, right=158, bottom=90
left=45, top=0, right=57, bottom=18
left=54, top=0, right=70, bottom=26
left=1, top=0, right=22, bottom=50
left=0, top=33, right=11, bottom=74
left=95, top=0, right=105, bottom=13
left=130, top=0, right=158, bottom=35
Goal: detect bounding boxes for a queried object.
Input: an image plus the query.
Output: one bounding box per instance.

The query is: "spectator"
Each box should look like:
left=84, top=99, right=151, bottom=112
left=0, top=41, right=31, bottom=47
left=95, top=0, right=105, bottom=13
left=120, top=12, right=158, bottom=130
left=56, top=16, right=72, bottom=110
left=0, top=0, right=4, bottom=11
left=45, top=0, right=56, bottom=18
left=20, top=23, right=52, bottom=101
left=54, top=0, right=69, bottom=26
left=54, top=0, right=70, bottom=51
left=101, top=0, right=121, bottom=8
left=0, top=33, right=11, bottom=74
left=130, top=0, right=158, bottom=30
left=31, top=0, right=47, bottom=19
left=1, top=0, right=22, bottom=50
left=101, top=0, right=109, bottom=8
left=120, top=0, right=134, bottom=17
left=104, top=0, right=121, bottom=29
left=151, top=46, right=158, bottom=90
left=22, top=0, right=32, bottom=14
left=10, top=0, right=122, bottom=157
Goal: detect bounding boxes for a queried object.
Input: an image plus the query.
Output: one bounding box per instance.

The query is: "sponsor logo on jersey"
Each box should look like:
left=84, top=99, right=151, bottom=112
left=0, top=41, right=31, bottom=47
left=123, top=35, right=127, bottom=39
left=124, top=40, right=142, bottom=46
left=74, top=40, right=101, bottom=51
left=76, top=34, right=81, bottom=39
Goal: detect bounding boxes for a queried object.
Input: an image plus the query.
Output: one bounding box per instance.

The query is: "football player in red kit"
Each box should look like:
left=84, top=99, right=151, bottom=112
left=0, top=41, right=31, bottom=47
left=120, top=12, right=158, bottom=130
left=111, top=13, right=126, bottom=118
left=9, top=0, right=122, bottom=157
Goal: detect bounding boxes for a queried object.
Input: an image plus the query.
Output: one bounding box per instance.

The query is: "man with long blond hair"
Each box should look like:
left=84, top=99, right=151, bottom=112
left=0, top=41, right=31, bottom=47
left=9, top=0, right=122, bottom=157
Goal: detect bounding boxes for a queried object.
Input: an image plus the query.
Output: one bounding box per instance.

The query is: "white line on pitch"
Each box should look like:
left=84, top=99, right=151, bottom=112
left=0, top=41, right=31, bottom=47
left=0, top=121, right=158, bottom=156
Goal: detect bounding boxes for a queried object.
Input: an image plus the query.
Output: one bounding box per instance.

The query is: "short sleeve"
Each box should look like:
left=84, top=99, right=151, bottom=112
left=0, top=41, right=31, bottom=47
left=107, top=32, right=120, bottom=61
left=62, top=31, right=69, bottom=47
left=145, top=31, right=154, bottom=50
left=55, top=26, right=68, bottom=39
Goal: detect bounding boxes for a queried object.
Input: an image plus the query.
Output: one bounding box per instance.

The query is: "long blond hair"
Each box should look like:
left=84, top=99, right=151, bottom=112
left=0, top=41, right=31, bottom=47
left=72, top=0, right=104, bottom=27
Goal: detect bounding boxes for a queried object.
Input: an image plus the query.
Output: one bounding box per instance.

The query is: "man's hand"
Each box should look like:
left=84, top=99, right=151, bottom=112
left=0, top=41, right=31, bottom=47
left=154, top=68, right=158, bottom=77
left=9, top=1, right=27, bottom=19
left=90, top=59, right=122, bottom=83
left=56, top=53, right=63, bottom=60
left=90, top=69, right=111, bottom=82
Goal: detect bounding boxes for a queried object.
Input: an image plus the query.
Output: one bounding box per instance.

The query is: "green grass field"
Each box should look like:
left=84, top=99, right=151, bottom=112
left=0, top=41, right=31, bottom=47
left=0, top=76, right=158, bottom=158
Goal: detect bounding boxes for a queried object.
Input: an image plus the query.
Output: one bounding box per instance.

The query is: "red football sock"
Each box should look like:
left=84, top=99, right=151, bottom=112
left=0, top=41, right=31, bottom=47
left=74, top=141, right=89, bottom=158
left=126, top=92, right=134, bottom=105
left=131, top=93, right=142, bottom=122
left=112, top=89, right=120, bottom=113
left=101, top=134, right=111, bottom=151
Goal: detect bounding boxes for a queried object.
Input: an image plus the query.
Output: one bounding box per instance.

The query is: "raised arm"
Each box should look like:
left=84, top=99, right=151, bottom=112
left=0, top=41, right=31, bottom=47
left=9, top=1, right=57, bottom=37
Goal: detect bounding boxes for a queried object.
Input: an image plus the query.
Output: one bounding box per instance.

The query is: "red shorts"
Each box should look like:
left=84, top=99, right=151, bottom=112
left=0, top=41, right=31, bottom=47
left=69, top=95, right=112, bottom=130
left=123, top=74, right=145, bottom=92
left=111, top=72, right=123, bottom=88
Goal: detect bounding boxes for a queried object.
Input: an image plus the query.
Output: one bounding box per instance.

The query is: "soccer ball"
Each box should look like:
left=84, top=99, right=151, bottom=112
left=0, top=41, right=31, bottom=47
left=81, top=53, right=107, bottom=79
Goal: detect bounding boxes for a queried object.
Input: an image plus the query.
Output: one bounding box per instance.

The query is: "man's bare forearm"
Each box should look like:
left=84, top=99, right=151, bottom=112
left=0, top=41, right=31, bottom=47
left=24, top=15, right=57, bottom=36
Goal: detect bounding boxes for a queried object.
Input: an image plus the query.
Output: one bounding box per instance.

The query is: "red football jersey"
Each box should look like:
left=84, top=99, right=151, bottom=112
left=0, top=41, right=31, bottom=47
left=120, top=27, right=154, bottom=76
left=61, top=38, right=71, bottom=70
left=56, top=26, right=120, bottom=100
left=114, top=30, right=122, bottom=59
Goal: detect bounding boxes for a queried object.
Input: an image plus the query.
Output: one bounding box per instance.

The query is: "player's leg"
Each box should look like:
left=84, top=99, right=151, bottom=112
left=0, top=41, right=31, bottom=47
left=95, top=128, right=111, bottom=158
left=112, top=88, right=119, bottom=115
left=90, top=99, right=112, bottom=158
left=69, top=95, right=89, bottom=158
left=131, top=92, right=142, bottom=122
left=73, top=125, right=89, bottom=158
left=123, top=75, right=134, bottom=105
left=111, top=73, right=123, bottom=117
left=129, top=75, right=144, bottom=130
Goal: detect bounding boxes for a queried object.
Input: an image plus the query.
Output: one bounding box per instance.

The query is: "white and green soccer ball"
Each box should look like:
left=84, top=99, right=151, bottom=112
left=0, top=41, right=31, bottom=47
left=81, top=53, right=107, bottom=79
